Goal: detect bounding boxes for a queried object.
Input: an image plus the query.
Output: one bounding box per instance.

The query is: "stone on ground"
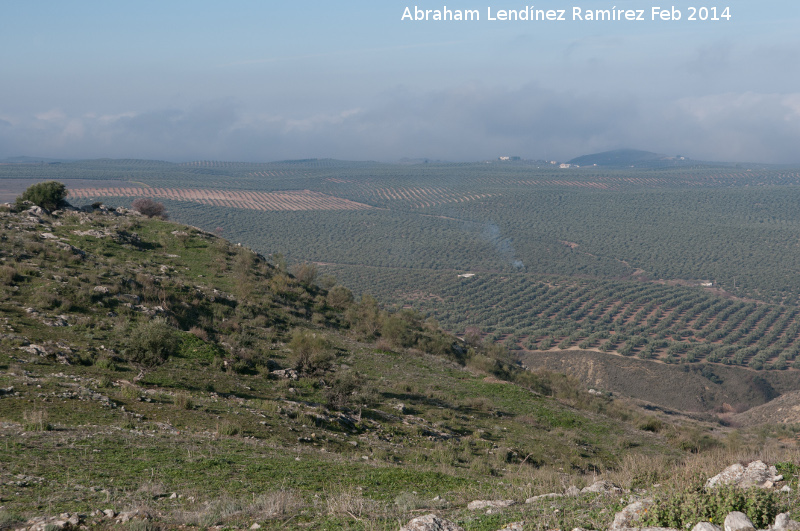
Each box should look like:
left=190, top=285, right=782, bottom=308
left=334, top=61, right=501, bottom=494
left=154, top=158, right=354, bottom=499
left=609, top=499, right=654, bottom=531
left=724, top=512, right=756, bottom=531
left=467, top=500, right=515, bottom=510
left=400, top=514, right=465, bottom=531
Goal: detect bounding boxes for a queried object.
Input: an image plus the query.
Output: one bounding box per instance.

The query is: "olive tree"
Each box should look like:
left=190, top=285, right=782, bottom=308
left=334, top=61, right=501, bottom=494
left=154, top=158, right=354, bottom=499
left=16, top=181, right=68, bottom=211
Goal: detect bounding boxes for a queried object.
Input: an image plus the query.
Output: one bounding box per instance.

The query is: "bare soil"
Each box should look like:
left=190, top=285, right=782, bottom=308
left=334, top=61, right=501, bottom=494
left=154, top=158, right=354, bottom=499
left=518, top=349, right=800, bottom=416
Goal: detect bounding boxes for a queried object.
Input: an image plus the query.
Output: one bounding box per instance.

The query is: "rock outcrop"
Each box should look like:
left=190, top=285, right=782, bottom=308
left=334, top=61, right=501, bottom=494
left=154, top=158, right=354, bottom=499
left=706, top=460, right=782, bottom=488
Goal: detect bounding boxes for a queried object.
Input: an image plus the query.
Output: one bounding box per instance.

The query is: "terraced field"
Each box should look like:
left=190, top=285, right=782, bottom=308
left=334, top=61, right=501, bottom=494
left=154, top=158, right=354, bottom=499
left=68, top=187, right=373, bottom=211
left=320, top=268, right=800, bottom=370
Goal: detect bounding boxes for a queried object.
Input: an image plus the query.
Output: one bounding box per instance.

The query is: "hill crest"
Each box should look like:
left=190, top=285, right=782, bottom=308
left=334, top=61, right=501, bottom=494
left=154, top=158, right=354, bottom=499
left=568, top=148, right=683, bottom=167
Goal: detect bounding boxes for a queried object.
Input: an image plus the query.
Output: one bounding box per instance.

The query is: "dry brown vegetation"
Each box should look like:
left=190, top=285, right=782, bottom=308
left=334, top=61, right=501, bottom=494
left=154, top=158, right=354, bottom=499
left=68, top=187, right=373, bottom=211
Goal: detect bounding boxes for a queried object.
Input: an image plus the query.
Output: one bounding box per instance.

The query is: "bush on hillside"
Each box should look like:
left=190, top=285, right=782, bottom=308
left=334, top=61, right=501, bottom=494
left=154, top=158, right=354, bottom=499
left=131, top=198, right=168, bottom=219
left=290, top=262, right=317, bottom=285
left=16, top=181, right=68, bottom=211
left=125, top=318, right=179, bottom=366
left=289, top=329, right=333, bottom=374
left=324, top=371, right=363, bottom=410
left=326, top=285, right=354, bottom=310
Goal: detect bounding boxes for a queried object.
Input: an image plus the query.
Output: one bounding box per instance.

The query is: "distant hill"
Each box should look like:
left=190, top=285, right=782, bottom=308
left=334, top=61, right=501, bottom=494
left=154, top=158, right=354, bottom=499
left=0, top=155, right=76, bottom=164
left=569, top=149, right=690, bottom=168
left=397, top=157, right=452, bottom=165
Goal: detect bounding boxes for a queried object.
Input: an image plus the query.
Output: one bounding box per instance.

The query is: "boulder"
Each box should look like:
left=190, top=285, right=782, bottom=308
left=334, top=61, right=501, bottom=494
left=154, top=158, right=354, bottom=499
left=400, top=514, right=465, bottom=531
left=609, top=499, right=654, bottom=531
left=707, top=463, right=745, bottom=488
left=581, top=480, right=622, bottom=494
left=467, top=500, right=515, bottom=510
left=525, top=492, right=563, bottom=503
left=497, top=522, right=525, bottom=530
left=20, top=344, right=48, bottom=356
left=706, top=461, right=781, bottom=489
left=724, top=512, right=755, bottom=531
left=739, top=461, right=780, bottom=488
left=692, top=523, right=722, bottom=531
left=271, top=369, right=299, bottom=380
left=564, top=485, right=581, bottom=496
left=774, top=513, right=800, bottom=531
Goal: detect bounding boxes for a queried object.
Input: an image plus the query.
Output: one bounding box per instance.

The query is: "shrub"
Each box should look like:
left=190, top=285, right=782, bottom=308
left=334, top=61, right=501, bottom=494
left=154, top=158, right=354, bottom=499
left=324, top=371, right=362, bottom=410
left=0, top=265, right=18, bottom=285
left=641, top=481, right=785, bottom=529
left=16, top=181, right=68, bottom=211
left=216, top=420, right=239, bottom=437
left=174, top=391, right=194, bottom=410
left=638, top=417, right=664, bottom=432
left=0, top=510, right=23, bottom=530
left=188, top=326, right=209, bottom=341
left=290, top=262, right=317, bottom=285
left=326, top=285, right=354, bottom=310
left=125, top=318, right=179, bottom=366
left=94, top=357, right=118, bottom=371
left=119, top=385, right=141, bottom=401
left=131, top=198, right=168, bottom=219
left=289, top=329, right=333, bottom=374
left=23, top=409, right=51, bottom=431
left=381, top=315, right=414, bottom=348
left=463, top=326, right=483, bottom=347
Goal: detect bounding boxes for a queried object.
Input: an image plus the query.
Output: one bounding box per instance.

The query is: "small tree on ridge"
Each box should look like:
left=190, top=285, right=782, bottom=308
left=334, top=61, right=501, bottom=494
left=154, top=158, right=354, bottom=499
left=16, top=181, right=68, bottom=211
left=131, top=198, right=168, bottom=219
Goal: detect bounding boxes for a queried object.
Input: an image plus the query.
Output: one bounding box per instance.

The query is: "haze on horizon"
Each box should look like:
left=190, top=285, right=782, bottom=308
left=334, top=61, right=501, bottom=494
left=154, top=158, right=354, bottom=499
left=2, top=1, right=799, bottom=164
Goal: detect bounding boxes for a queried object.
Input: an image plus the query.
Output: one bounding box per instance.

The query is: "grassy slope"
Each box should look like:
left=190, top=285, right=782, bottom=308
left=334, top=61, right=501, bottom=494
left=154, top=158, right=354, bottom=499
left=0, top=203, right=798, bottom=529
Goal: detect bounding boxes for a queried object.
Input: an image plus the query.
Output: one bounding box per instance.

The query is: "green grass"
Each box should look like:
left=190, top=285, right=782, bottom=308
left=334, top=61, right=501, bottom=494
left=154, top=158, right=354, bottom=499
left=1, top=200, right=799, bottom=528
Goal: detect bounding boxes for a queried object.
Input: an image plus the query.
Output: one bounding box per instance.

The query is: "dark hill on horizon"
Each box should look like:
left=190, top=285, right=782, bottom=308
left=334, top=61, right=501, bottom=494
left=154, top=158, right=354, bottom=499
left=0, top=156, right=77, bottom=164
left=569, top=149, right=691, bottom=168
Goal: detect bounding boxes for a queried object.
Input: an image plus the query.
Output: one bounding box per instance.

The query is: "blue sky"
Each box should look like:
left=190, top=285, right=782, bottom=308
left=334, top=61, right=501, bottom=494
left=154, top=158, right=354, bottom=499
left=1, top=1, right=799, bottom=162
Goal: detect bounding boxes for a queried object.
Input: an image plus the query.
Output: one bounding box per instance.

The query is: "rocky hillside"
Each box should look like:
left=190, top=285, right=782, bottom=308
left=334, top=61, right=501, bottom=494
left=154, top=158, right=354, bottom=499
left=0, top=198, right=798, bottom=530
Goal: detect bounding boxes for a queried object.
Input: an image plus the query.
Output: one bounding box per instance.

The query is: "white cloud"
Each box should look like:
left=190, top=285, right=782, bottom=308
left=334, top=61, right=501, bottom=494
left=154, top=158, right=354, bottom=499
left=34, top=109, right=67, bottom=122
left=1, top=86, right=800, bottom=164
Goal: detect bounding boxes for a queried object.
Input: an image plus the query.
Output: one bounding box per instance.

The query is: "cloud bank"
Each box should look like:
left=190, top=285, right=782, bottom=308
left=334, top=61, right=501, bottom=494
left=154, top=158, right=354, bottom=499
left=2, top=84, right=800, bottom=164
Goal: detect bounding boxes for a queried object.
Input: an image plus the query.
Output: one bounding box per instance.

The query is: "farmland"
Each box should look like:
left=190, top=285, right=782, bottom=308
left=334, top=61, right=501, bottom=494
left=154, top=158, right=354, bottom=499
left=4, top=157, right=800, bottom=371
left=69, top=187, right=373, bottom=211
left=321, top=268, right=800, bottom=370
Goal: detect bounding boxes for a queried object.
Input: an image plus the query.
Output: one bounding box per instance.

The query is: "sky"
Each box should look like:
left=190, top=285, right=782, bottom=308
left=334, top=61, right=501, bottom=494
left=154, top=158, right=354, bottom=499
left=1, top=1, right=799, bottom=163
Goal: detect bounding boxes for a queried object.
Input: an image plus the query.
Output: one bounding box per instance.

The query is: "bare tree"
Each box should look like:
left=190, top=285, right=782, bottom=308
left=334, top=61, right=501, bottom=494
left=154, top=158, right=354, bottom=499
left=131, top=198, right=168, bottom=219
